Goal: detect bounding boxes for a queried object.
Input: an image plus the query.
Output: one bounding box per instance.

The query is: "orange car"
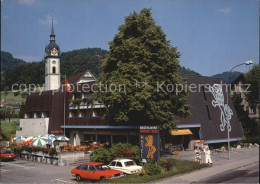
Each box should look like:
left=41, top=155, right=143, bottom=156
left=0, top=149, right=16, bottom=161
left=71, top=162, right=123, bottom=181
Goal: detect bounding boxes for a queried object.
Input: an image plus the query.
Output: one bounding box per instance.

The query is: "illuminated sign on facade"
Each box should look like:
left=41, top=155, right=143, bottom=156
left=140, top=126, right=160, bottom=161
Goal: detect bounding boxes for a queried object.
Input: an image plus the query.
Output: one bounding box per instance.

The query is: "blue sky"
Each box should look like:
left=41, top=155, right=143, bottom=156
left=1, top=0, right=258, bottom=76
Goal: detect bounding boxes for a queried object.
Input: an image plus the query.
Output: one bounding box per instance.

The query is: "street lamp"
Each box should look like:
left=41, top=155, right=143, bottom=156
left=226, top=60, right=253, bottom=160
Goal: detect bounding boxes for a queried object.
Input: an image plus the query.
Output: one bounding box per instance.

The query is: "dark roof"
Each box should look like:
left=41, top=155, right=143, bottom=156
left=45, top=42, right=61, bottom=58
left=63, top=71, right=86, bottom=85
left=62, top=70, right=96, bottom=85
left=178, top=74, right=243, bottom=141
left=23, top=91, right=53, bottom=112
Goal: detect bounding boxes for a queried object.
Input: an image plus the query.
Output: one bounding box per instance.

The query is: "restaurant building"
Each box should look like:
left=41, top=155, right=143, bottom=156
left=17, top=23, right=244, bottom=149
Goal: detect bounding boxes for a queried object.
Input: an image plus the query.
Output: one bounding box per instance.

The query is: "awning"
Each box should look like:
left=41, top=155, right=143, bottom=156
left=171, top=129, right=193, bottom=136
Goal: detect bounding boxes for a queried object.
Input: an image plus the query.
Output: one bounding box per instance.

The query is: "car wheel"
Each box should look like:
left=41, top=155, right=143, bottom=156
left=123, top=173, right=127, bottom=176
left=76, top=174, right=81, bottom=181
left=100, top=176, right=106, bottom=181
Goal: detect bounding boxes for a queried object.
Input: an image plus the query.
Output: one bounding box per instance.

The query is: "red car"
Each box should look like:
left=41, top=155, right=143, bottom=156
left=0, top=149, right=16, bottom=161
left=71, top=162, right=123, bottom=181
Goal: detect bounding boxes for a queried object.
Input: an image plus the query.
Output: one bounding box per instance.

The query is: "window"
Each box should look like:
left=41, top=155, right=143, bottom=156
left=116, top=162, right=123, bottom=167
left=249, top=106, right=255, bottom=114
left=125, top=161, right=136, bottom=167
left=52, top=66, right=56, bottom=74
left=110, top=161, right=116, bottom=166
left=81, top=165, right=89, bottom=171
left=84, top=92, right=93, bottom=99
left=76, top=165, right=83, bottom=170
left=88, top=165, right=96, bottom=171
left=206, top=105, right=211, bottom=120
left=36, top=112, right=41, bottom=118
left=3, top=150, right=13, bottom=154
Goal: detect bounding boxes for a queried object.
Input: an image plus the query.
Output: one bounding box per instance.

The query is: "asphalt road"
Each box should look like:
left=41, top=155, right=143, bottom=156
left=0, top=159, right=76, bottom=184
left=197, top=162, right=259, bottom=183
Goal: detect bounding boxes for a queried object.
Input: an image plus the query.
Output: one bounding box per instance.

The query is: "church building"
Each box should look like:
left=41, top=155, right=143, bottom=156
left=17, top=23, right=244, bottom=149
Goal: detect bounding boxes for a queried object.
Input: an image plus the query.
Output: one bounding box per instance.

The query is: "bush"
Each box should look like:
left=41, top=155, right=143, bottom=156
left=13, top=91, right=20, bottom=96
left=90, top=143, right=141, bottom=165
left=91, top=147, right=112, bottom=164
left=137, top=169, right=147, bottom=176
left=48, top=148, right=57, bottom=156
left=32, top=146, right=42, bottom=152
left=110, top=143, right=141, bottom=164
left=144, top=161, right=161, bottom=175
left=158, top=157, right=176, bottom=171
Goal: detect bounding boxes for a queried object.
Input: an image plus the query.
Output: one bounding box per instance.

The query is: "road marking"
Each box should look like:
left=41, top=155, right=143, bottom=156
left=1, top=162, right=35, bottom=169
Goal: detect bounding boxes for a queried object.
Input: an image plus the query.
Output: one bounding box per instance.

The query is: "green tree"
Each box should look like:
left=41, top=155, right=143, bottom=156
left=95, top=8, right=190, bottom=131
left=232, top=93, right=258, bottom=143
left=5, top=108, right=18, bottom=122
left=244, top=65, right=260, bottom=110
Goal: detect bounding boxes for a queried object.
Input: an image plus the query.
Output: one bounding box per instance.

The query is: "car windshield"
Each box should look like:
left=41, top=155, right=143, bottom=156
left=95, top=164, right=110, bottom=171
left=3, top=150, right=13, bottom=154
left=124, top=161, right=136, bottom=167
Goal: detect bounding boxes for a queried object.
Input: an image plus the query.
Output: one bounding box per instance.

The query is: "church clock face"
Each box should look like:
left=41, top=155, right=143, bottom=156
left=52, top=60, right=56, bottom=64
left=51, top=48, right=57, bottom=55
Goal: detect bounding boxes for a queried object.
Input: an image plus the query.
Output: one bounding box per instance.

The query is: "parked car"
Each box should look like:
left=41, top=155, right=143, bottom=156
left=108, top=158, right=142, bottom=175
left=0, top=149, right=16, bottom=161
left=71, top=162, right=123, bottom=181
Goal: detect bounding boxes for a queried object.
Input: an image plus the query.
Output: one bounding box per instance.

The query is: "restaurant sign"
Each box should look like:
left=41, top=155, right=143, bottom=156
left=139, top=126, right=160, bottom=161
left=50, top=130, right=63, bottom=134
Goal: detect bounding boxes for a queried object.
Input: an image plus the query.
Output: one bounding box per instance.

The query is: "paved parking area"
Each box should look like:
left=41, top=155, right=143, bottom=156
left=0, top=159, right=76, bottom=184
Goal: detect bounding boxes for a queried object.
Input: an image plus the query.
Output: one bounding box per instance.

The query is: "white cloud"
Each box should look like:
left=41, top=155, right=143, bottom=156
left=18, top=0, right=36, bottom=5
left=38, top=15, right=57, bottom=26
left=217, top=7, right=231, bottom=15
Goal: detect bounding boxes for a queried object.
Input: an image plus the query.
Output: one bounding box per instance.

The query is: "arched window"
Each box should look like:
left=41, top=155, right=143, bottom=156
left=52, top=66, right=56, bottom=74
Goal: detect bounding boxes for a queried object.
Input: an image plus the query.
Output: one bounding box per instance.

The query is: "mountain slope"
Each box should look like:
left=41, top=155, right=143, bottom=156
left=211, top=71, right=242, bottom=84
left=1, top=51, right=26, bottom=72
left=2, top=48, right=200, bottom=90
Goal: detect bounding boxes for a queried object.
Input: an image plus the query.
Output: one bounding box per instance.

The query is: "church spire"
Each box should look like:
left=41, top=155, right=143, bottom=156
left=51, top=18, right=54, bottom=35
left=50, top=18, right=55, bottom=42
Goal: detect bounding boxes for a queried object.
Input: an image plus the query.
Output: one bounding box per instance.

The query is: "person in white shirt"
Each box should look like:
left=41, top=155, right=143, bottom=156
left=203, top=145, right=212, bottom=166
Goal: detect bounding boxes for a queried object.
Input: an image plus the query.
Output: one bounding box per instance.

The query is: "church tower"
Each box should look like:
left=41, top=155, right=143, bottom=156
left=44, top=19, right=61, bottom=91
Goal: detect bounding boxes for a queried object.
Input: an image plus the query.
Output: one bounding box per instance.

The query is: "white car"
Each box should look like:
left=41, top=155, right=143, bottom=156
left=108, top=158, right=142, bottom=175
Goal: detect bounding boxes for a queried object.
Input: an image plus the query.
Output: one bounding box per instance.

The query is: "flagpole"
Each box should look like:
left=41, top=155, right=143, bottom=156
left=64, top=74, right=66, bottom=146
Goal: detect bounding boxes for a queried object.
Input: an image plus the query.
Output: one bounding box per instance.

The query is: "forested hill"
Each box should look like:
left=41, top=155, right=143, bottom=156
left=2, top=48, right=107, bottom=90
left=1, top=51, right=26, bottom=72
left=180, top=66, right=200, bottom=75
left=1, top=48, right=200, bottom=90
left=211, top=71, right=242, bottom=84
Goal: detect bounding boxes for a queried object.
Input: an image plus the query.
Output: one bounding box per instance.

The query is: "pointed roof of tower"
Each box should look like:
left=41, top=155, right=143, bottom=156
left=51, top=18, right=55, bottom=36
left=45, top=18, right=60, bottom=58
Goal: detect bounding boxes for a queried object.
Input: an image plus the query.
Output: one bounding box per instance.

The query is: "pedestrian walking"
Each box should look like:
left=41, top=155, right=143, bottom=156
left=204, top=145, right=212, bottom=166
left=194, top=146, right=201, bottom=163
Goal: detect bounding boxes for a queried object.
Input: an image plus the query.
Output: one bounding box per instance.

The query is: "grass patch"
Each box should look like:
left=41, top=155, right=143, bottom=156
left=1, top=87, right=44, bottom=104
left=107, top=159, right=208, bottom=183
left=1, top=120, right=19, bottom=140
left=1, top=91, right=24, bottom=104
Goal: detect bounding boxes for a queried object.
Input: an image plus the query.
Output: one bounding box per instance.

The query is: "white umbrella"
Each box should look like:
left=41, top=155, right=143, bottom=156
left=56, top=136, right=70, bottom=141
left=14, top=136, right=27, bottom=143
left=32, top=136, right=49, bottom=147
left=24, top=136, right=35, bottom=141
